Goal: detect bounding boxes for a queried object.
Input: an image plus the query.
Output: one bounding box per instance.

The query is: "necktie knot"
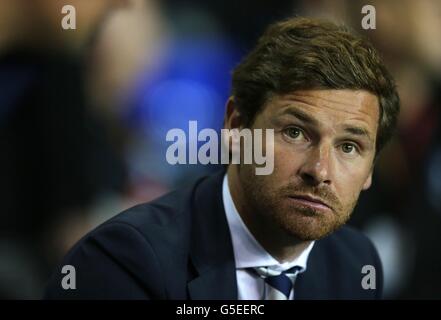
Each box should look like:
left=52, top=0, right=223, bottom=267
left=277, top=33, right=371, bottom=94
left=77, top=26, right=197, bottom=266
left=252, top=266, right=302, bottom=300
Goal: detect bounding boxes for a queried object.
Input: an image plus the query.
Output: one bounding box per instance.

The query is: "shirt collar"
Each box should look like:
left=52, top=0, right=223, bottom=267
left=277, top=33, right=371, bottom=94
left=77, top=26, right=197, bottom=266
left=222, top=173, right=315, bottom=273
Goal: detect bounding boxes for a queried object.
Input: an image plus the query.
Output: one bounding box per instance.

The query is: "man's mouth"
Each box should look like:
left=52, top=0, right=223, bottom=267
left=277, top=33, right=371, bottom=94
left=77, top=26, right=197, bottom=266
left=287, top=194, right=333, bottom=212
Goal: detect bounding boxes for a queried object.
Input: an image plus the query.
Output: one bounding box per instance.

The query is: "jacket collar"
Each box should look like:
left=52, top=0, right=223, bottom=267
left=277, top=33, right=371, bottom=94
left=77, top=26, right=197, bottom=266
left=187, top=169, right=238, bottom=299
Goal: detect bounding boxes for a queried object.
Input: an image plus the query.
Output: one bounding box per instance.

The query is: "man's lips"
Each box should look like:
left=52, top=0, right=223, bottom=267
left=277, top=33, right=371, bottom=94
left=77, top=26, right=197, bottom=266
left=287, top=194, right=333, bottom=212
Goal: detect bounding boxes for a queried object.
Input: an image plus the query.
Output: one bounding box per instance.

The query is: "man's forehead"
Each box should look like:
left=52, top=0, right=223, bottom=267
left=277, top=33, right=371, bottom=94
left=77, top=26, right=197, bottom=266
left=266, top=89, right=380, bottom=125
left=273, top=89, right=377, bottom=110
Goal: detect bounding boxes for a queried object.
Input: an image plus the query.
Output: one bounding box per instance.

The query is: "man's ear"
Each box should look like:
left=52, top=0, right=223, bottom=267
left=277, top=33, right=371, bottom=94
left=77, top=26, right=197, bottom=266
left=362, top=170, right=373, bottom=190
left=224, top=96, right=243, bottom=130
left=222, top=97, right=245, bottom=161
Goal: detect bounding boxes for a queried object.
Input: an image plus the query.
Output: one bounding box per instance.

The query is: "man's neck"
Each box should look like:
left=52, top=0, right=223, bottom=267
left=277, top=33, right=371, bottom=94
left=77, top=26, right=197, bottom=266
left=226, top=166, right=312, bottom=263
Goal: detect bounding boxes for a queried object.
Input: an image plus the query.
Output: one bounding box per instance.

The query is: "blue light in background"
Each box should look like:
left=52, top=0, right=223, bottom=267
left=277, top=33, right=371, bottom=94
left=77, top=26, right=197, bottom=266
left=126, top=36, right=239, bottom=138
left=122, top=35, right=240, bottom=184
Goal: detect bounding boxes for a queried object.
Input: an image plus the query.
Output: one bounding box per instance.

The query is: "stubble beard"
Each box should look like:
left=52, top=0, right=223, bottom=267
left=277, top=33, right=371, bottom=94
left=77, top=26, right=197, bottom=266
left=240, top=169, right=359, bottom=241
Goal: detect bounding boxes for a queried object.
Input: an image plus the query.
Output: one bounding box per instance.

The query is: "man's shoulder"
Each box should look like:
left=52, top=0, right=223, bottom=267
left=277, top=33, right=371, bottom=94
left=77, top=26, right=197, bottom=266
left=323, top=225, right=379, bottom=259
left=296, top=225, right=383, bottom=299
left=325, top=225, right=382, bottom=290
left=311, top=224, right=383, bottom=282
left=101, top=170, right=226, bottom=238
left=43, top=174, right=215, bottom=299
left=58, top=170, right=223, bottom=267
left=78, top=175, right=209, bottom=252
left=107, top=189, right=191, bottom=234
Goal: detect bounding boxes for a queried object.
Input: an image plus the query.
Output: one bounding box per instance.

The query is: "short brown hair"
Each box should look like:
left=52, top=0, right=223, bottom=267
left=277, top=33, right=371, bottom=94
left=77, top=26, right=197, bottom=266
left=231, top=17, right=400, bottom=155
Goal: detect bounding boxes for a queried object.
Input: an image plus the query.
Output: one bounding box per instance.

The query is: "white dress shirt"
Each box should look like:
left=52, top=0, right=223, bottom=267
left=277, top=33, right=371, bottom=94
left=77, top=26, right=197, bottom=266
left=222, top=174, right=315, bottom=300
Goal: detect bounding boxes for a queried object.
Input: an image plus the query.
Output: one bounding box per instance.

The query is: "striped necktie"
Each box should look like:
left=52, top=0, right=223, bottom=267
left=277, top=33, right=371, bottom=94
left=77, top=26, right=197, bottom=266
left=253, top=266, right=302, bottom=300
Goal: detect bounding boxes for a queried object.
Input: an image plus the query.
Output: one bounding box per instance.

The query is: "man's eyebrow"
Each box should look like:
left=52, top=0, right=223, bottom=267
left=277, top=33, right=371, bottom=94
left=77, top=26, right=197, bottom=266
left=280, top=107, right=319, bottom=126
left=279, top=106, right=375, bottom=142
left=343, top=126, right=373, bottom=141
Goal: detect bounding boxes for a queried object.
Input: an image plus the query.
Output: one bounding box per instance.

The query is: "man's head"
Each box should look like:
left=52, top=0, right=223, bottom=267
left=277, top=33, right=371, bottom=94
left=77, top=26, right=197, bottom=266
left=225, top=17, right=399, bottom=242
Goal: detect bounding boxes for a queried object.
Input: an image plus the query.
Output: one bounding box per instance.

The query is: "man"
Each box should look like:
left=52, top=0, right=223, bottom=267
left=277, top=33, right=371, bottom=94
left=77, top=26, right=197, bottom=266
left=44, top=17, right=399, bottom=300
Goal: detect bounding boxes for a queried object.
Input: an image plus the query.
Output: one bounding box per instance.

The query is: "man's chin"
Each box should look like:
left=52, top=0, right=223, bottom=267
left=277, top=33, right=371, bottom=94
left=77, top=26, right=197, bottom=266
left=273, top=210, right=346, bottom=241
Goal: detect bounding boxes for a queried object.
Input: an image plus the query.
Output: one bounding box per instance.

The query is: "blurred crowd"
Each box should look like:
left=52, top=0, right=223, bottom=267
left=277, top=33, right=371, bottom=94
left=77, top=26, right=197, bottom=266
left=0, top=0, right=440, bottom=299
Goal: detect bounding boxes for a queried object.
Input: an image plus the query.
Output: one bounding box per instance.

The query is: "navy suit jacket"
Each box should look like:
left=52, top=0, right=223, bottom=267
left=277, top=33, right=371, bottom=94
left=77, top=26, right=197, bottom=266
left=44, top=170, right=383, bottom=299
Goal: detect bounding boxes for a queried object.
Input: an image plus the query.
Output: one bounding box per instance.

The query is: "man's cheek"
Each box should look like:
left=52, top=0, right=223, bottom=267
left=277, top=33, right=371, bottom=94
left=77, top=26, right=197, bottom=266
left=273, top=155, right=301, bottom=180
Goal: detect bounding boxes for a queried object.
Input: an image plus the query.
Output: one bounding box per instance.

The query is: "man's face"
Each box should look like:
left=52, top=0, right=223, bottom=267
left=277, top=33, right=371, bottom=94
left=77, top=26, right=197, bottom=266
left=237, top=89, right=379, bottom=240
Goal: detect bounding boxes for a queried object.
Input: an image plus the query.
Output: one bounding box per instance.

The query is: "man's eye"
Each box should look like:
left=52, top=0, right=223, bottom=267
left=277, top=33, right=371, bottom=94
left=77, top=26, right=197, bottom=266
left=341, top=143, right=357, bottom=154
left=284, top=127, right=304, bottom=140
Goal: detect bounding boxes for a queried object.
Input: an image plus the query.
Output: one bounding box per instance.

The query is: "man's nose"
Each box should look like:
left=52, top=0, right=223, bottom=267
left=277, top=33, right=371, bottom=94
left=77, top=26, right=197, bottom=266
left=298, top=144, right=332, bottom=186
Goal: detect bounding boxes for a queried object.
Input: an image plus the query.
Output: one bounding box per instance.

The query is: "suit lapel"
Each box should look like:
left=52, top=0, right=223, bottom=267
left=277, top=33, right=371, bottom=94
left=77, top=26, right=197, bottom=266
left=187, top=169, right=238, bottom=300
left=294, top=239, right=332, bottom=299
left=187, top=264, right=237, bottom=299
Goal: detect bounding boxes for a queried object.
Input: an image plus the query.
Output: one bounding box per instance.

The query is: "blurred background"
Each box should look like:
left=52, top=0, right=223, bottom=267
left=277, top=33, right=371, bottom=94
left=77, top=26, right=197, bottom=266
left=0, top=0, right=440, bottom=299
